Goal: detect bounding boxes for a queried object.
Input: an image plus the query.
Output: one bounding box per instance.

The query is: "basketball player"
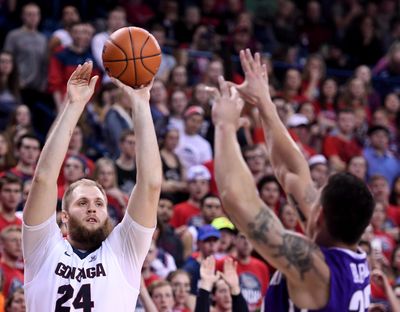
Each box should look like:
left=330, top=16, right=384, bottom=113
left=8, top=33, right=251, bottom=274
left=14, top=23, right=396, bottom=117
left=211, top=50, right=374, bottom=311
left=22, top=62, right=162, bottom=311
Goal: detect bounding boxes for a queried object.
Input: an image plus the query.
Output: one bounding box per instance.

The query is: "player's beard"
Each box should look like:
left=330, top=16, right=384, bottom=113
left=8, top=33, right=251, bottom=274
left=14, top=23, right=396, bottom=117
left=68, top=215, right=113, bottom=250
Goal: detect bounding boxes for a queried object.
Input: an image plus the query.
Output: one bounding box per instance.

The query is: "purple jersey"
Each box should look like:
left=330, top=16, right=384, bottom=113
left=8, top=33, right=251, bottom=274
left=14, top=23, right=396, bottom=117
left=264, top=247, right=370, bottom=312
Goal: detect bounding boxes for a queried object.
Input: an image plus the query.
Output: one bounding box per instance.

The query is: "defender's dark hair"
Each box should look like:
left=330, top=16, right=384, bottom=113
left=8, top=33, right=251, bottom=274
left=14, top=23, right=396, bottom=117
left=321, top=173, right=374, bottom=245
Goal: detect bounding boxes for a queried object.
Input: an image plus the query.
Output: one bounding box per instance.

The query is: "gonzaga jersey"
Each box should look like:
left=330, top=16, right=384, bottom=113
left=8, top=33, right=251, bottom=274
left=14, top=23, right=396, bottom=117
left=264, top=247, right=370, bottom=312
left=22, top=213, right=154, bottom=312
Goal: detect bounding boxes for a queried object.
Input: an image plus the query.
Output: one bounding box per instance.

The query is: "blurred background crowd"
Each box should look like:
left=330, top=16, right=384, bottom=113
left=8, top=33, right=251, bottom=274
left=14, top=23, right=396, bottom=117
left=0, top=0, right=400, bottom=311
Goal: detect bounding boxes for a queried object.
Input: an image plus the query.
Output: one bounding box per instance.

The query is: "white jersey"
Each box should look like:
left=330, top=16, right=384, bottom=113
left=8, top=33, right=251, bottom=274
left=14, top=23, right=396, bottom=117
left=22, top=213, right=154, bottom=312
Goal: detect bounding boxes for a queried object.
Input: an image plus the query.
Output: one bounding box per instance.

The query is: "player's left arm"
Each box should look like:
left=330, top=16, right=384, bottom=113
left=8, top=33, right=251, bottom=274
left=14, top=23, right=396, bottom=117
left=212, top=78, right=330, bottom=309
left=111, top=78, right=162, bottom=227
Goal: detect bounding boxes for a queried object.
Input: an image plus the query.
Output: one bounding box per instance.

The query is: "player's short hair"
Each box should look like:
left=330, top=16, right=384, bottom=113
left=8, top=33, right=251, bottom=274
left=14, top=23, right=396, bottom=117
left=62, top=179, right=107, bottom=211
left=148, top=280, right=172, bottom=297
left=321, top=173, right=374, bottom=245
left=0, top=225, right=21, bottom=240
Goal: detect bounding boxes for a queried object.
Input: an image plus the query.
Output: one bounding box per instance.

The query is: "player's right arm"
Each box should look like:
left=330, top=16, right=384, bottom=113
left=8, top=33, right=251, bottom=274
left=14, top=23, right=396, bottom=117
left=23, top=62, right=98, bottom=226
left=230, top=50, right=317, bottom=225
left=212, top=78, right=330, bottom=309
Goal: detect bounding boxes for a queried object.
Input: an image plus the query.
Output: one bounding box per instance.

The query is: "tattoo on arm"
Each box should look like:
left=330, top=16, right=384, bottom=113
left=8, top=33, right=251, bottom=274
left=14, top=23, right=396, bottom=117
left=247, top=208, right=274, bottom=245
left=247, top=206, right=319, bottom=280
left=273, top=233, right=317, bottom=280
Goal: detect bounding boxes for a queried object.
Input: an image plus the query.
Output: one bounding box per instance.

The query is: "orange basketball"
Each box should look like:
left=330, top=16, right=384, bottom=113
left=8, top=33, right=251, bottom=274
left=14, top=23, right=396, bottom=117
left=102, top=27, right=162, bottom=88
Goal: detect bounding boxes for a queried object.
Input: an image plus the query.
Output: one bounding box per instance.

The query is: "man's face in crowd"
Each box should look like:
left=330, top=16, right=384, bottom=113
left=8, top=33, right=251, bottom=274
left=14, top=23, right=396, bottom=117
left=0, top=183, right=22, bottom=212
left=18, top=138, right=40, bottom=166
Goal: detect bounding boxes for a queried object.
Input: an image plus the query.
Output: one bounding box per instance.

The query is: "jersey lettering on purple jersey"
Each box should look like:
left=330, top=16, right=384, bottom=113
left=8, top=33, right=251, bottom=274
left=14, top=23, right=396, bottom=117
left=264, top=247, right=370, bottom=312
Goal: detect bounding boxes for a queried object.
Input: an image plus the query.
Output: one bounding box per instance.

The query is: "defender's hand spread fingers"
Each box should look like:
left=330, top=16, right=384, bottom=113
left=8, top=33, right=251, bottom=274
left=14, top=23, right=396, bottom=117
left=218, top=76, right=230, bottom=98
left=229, top=86, right=238, bottom=99
left=245, top=49, right=255, bottom=72
left=69, top=64, right=82, bottom=80
left=240, top=50, right=251, bottom=74
left=254, top=52, right=262, bottom=71
left=110, top=77, right=124, bottom=89
left=205, top=86, right=220, bottom=99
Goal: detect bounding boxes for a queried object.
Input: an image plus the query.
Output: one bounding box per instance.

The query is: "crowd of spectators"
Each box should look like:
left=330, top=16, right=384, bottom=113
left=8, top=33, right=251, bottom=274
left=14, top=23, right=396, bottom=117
left=0, top=0, right=400, bottom=311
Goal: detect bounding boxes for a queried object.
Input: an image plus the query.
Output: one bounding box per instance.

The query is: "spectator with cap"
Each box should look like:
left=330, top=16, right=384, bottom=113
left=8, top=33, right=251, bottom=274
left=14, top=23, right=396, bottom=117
left=175, top=106, right=212, bottom=172
left=286, top=113, right=316, bottom=159
left=211, top=216, right=238, bottom=259
left=170, top=165, right=211, bottom=228
left=183, top=224, right=220, bottom=294
left=364, top=125, right=400, bottom=187
left=183, top=194, right=224, bottom=259
left=308, top=154, right=329, bottom=189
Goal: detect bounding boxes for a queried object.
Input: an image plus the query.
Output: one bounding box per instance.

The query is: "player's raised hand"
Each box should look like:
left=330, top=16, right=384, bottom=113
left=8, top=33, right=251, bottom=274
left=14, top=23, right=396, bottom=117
left=210, top=76, right=244, bottom=129
left=227, top=49, right=271, bottom=108
left=67, top=61, right=99, bottom=105
left=111, top=77, right=154, bottom=110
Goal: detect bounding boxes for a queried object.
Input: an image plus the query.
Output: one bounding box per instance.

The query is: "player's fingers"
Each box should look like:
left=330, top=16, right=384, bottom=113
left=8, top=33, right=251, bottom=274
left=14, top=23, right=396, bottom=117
left=240, top=50, right=251, bottom=75
left=245, top=49, right=256, bottom=72
left=69, top=64, right=82, bottom=81
left=82, top=61, right=93, bottom=80
left=218, top=76, right=230, bottom=98
left=89, top=75, right=99, bottom=91
left=205, top=86, right=221, bottom=100
left=110, top=77, right=122, bottom=87
left=229, top=86, right=238, bottom=100
left=254, top=52, right=262, bottom=71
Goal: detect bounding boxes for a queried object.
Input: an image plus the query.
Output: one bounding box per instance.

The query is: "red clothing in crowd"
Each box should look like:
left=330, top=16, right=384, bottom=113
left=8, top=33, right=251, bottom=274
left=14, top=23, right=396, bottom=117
left=170, top=201, right=200, bottom=228
left=323, top=134, right=362, bottom=163
left=0, top=261, right=23, bottom=298
left=217, top=257, right=269, bottom=312
left=0, top=214, right=22, bottom=233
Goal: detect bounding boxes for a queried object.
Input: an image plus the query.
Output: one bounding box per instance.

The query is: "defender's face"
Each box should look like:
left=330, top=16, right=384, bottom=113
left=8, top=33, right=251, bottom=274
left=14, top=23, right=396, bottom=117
left=66, top=185, right=108, bottom=231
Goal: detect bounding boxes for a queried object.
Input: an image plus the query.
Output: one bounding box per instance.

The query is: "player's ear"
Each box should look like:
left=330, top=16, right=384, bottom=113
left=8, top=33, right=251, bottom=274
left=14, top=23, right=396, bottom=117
left=60, top=210, right=69, bottom=224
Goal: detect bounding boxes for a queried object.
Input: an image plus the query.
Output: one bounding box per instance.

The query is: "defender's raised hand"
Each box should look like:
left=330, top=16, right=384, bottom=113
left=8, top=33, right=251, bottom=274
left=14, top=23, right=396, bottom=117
left=210, top=76, right=244, bottom=128
left=228, top=49, right=271, bottom=108
left=67, top=61, right=99, bottom=105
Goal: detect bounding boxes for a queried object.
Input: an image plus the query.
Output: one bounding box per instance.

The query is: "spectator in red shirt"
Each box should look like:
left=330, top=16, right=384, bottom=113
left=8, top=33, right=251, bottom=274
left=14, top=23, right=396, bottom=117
left=323, top=109, right=362, bottom=172
left=170, top=165, right=210, bottom=228
left=0, top=175, right=22, bottom=231
left=0, top=225, right=23, bottom=298
left=232, top=233, right=269, bottom=312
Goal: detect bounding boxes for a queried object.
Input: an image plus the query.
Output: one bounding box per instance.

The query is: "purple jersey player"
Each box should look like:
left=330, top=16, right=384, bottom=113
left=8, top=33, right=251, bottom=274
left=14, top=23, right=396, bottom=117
left=265, top=247, right=370, bottom=311
left=212, top=50, right=374, bottom=311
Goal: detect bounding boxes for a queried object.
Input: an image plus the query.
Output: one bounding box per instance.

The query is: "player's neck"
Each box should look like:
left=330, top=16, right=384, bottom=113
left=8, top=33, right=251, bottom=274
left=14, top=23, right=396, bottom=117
left=316, top=233, right=358, bottom=252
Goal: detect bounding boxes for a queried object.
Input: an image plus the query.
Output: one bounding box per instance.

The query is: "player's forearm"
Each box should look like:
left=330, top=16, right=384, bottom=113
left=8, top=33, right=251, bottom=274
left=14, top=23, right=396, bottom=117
left=214, top=124, right=259, bottom=225
left=132, top=102, right=162, bottom=190
left=35, top=101, right=84, bottom=182
left=259, top=102, right=309, bottom=180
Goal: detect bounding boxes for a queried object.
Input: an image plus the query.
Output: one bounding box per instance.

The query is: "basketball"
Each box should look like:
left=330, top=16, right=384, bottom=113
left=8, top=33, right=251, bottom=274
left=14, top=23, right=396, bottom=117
left=102, top=27, right=162, bottom=88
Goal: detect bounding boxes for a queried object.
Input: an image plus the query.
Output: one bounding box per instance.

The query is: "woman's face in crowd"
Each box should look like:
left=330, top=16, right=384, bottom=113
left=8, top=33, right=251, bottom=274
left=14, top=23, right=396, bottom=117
left=170, top=273, right=191, bottom=305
